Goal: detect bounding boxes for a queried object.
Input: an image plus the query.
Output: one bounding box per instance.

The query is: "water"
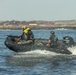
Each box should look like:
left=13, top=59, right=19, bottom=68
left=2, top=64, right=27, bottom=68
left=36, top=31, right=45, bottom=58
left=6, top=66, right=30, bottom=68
left=0, top=29, right=76, bottom=75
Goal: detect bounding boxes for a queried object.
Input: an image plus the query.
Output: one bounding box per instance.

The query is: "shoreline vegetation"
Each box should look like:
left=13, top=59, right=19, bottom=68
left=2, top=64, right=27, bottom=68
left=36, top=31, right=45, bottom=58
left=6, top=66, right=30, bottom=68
left=0, top=20, right=76, bottom=30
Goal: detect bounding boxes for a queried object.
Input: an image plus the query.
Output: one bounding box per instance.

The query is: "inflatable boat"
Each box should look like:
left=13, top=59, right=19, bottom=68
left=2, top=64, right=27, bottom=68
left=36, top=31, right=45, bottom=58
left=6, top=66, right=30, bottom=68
left=4, top=35, right=75, bottom=54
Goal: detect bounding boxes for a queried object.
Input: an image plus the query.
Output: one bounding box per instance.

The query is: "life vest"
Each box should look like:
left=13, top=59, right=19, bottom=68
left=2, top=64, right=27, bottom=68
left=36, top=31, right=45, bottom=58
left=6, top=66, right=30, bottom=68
left=23, top=28, right=30, bottom=34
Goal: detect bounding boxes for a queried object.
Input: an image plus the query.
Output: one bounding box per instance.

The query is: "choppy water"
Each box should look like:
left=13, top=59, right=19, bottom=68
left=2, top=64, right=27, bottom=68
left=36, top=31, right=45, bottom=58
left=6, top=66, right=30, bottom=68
left=0, top=29, right=76, bottom=75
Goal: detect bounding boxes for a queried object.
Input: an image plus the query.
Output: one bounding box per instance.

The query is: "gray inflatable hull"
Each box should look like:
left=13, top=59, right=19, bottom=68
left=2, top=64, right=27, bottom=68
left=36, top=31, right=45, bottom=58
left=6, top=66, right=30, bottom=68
left=4, top=35, right=72, bottom=54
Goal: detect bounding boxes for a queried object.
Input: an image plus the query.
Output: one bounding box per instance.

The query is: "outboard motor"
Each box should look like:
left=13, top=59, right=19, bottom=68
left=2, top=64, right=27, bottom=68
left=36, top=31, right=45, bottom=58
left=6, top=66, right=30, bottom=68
left=63, top=36, right=75, bottom=46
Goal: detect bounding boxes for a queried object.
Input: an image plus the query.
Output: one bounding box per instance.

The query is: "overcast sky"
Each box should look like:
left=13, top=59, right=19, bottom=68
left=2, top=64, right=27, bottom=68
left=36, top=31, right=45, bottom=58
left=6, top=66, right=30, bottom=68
left=0, top=0, right=76, bottom=21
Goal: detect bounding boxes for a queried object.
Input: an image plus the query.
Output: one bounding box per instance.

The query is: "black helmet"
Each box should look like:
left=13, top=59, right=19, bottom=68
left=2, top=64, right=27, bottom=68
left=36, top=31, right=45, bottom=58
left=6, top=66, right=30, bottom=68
left=50, top=31, right=55, bottom=34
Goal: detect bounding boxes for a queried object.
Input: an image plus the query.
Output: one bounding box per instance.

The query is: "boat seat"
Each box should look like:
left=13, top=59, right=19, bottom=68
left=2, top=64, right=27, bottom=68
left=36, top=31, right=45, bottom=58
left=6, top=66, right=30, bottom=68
left=17, top=40, right=33, bottom=44
left=17, top=40, right=43, bottom=45
left=34, top=40, right=43, bottom=45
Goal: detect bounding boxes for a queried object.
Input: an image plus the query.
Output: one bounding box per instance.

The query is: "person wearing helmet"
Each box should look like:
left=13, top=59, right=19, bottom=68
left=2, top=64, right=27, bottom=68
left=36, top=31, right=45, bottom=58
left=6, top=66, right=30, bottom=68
left=17, top=26, right=34, bottom=42
left=46, top=31, right=58, bottom=47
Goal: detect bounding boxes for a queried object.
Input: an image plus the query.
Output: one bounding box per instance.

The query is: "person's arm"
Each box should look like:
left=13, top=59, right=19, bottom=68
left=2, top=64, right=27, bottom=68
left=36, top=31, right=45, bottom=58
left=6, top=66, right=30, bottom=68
left=16, top=37, right=21, bottom=42
left=46, top=40, right=51, bottom=46
left=16, top=32, right=23, bottom=42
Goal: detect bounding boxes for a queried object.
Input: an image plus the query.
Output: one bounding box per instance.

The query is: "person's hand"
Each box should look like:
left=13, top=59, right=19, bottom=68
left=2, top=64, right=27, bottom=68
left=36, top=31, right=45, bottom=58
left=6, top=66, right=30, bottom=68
left=46, top=43, right=50, bottom=47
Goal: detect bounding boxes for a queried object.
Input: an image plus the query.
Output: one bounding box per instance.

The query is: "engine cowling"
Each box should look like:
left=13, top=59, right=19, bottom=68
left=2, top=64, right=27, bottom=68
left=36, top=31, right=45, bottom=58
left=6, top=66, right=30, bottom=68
left=63, top=36, right=75, bottom=46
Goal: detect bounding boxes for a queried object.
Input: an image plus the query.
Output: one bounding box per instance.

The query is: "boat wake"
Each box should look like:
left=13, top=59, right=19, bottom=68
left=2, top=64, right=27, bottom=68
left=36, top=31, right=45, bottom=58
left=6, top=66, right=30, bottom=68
left=68, top=46, right=76, bottom=55
left=17, top=50, right=60, bottom=56
left=6, top=46, right=76, bottom=66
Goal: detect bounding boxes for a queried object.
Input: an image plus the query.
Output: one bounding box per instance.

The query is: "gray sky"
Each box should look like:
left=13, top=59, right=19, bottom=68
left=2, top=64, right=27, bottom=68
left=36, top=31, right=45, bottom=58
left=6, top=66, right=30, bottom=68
left=0, top=0, right=76, bottom=21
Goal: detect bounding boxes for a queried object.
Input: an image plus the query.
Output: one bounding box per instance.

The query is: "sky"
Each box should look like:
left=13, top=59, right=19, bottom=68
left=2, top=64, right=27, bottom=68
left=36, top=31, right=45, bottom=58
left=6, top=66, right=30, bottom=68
left=0, top=0, right=76, bottom=21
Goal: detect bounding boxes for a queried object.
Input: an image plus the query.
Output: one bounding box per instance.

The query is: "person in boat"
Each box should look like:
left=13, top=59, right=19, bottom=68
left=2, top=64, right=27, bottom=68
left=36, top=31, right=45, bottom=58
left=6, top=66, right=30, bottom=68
left=46, top=31, right=58, bottom=47
left=17, top=26, right=34, bottom=42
